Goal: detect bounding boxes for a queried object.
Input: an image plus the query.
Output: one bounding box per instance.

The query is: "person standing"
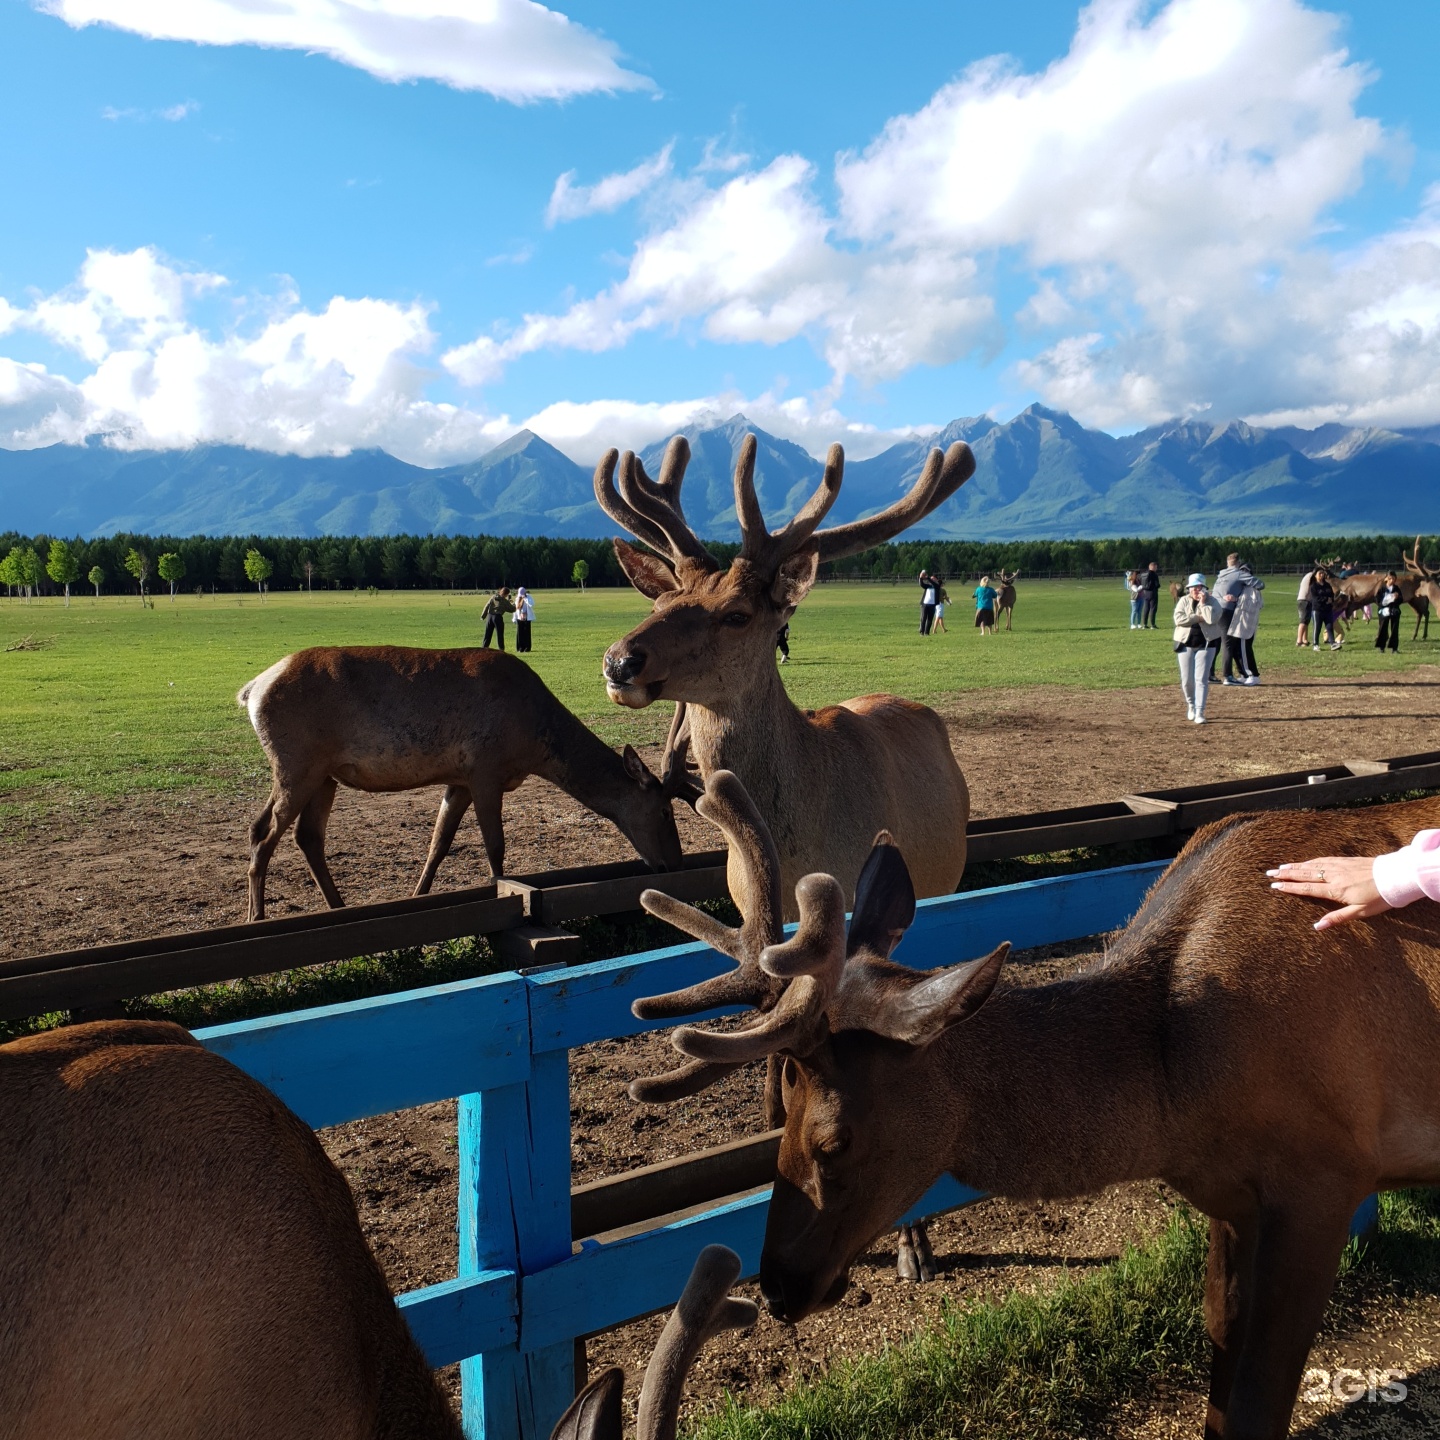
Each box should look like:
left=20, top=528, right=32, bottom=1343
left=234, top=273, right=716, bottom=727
left=1173, top=573, right=1224, bottom=723
left=481, top=586, right=514, bottom=650
left=1127, top=571, right=1145, bottom=629
left=1211, top=552, right=1248, bottom=681
left=1309, top=567, right=1341, bottom=650
left=1141, top=561, right=1160, bottom=629
left=514, top=587, right=535, bottom=653
left=776, top=621, right=791, bottom=663
left=1376, top=571, right=1403, bottom=653
left=1295, top=569, right=1314, bottom=647
left=1225, top=575, right=1264, bottom=685
left=933, top=580, right=950, bottom=633
left=918, top=570, right=937, bottom=635
left=973, top=575, right=998, bottom=635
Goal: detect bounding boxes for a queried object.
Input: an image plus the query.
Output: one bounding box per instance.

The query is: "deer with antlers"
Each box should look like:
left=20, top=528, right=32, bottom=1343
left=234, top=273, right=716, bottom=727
left=994, top=569, right=1019, bottom=631
left=1, top=1015, right=751, bottom=1440
left=239, top=646, right=688, bottom=922
left=631, top=769, right=1440, bottom=1440
left=595, top=434, right=974, bottom=916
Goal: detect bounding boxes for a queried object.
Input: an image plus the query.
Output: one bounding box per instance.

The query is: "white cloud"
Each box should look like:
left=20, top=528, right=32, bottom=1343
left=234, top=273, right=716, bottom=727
left=101, top=99, right=199, bottom=122
left=443, top=0, right=1440, bottom=431
left=546, top=144, right=673, bottom=226
left=0, top=247, right=510, bottom=464
left=42, top=0, right=650, bottom=103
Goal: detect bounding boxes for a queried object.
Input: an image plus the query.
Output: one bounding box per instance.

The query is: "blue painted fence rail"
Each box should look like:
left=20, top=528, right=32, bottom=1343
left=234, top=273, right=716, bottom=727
left=196, top=860, right=1171, bottom=1439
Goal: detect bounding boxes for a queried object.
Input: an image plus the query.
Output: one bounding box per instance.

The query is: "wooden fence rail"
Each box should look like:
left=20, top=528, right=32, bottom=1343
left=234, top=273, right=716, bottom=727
left=4, top=749, right=1437, bottom=1025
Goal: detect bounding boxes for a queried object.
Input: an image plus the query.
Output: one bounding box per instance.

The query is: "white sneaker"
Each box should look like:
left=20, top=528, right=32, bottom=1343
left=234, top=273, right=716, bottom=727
left=1221, top=677, right=1240, bottom=686
left=1244, top=676, right=1260, bottom=686
left=1329, top=641, right=1343, bottom=651
left=1194, top=714, right=1207, bottom=724
left=1312, top=644, right=1321, bottom=651
left=1186, top=705, right=1195, bottom=721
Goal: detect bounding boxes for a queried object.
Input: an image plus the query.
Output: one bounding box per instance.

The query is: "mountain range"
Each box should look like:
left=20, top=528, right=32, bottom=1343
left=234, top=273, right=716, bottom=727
left=2, top=405, right=1438, bottom=540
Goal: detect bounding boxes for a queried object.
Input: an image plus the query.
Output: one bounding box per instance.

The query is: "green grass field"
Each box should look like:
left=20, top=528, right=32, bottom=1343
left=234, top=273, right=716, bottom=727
left=1, top=578, right=1433, bottom=813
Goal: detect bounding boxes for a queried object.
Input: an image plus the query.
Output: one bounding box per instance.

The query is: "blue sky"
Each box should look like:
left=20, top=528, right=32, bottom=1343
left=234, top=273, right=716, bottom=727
left=4, top=0, right=1440, bottom=465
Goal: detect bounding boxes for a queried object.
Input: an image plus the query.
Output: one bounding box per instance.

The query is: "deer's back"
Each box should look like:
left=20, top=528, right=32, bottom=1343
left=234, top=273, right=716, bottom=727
left=245, top=646, right=554, bottom=785
left=1114, top=797, right=1440, bottom=1180
left=0, top=1020, right=460, bottom=1440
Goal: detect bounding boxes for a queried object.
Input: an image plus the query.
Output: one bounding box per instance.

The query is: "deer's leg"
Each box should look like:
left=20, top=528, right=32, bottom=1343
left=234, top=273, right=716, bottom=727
left=1220, top=1198, right=1352, bottom=1440
left=1203, top=1213, right=1259, bottom=1438
left=294, top=777, right=345, bottom=909
left=247, top=783, right=306, bottom=922
left=470, top=780, right=506, bottom=878
left=415, top=785, right=472, bottom=895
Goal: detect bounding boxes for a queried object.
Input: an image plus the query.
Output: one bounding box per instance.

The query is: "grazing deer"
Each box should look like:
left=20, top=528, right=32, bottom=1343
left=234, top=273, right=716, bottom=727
left=0, top=1018, right=464, bottom=1440
left=595, top=434, right=974, bottom=917
left=552, top=1245, right=757, bottom=1440
left=632, top=770, right=1440, bottom=1440
left=239, top=646, right=685, bottom=922
left=995, top=569, right=1019, bottom=630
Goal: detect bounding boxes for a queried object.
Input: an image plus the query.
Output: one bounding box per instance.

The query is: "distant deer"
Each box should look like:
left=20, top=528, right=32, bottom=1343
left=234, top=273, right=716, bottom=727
left=632, top=770, right=1440, bottom=1440
left=1398, top=535, right=1436, bottom=638
left=595, top=434, right=974, bottom=916
left=0, top=1018, right=465, bottom=1440
left=994, top=568, right=1018, bottom=630
left=552, top=1245, right=756, bottom=1440
left=1, top=1019, right=750, bottom=1440
left=239, top=647, right=686, bottom=922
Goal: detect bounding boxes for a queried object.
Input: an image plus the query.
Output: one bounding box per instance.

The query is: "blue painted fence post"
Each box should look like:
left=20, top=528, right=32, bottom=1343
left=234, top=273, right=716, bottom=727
left=458, top=1046, right=575, bottom=1439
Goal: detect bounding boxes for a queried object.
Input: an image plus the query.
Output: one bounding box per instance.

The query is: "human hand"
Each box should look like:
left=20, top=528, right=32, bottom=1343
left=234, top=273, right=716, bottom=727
left=1266, top=857, right=1393, bottom=930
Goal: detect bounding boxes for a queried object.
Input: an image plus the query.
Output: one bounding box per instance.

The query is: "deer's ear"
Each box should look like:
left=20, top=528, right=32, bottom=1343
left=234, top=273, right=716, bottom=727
left=771, top=544, right=819, bottom=611
left=614, top=538, right=680, bottom=600
left=847, top=833, right=915, bottom=959
left=549, top=1366, right=624, bottom=1440
left=622, top=743, right=656, bottom=786
left=869, top=943, right=1009, bottom=1046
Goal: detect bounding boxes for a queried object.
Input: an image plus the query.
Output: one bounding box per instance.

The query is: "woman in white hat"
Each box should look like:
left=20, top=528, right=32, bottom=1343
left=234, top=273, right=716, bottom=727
left=1172, top=572, right=1225, bottom=723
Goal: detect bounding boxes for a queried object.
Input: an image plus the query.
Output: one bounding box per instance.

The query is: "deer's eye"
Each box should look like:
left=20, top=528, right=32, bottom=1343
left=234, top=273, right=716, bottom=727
left=721, top=611, right=753, bottom=628
left=815, top=1129, right=852, bottom=1175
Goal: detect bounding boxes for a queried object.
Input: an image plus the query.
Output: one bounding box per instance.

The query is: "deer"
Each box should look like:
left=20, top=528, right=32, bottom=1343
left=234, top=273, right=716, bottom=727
left=595, top=433, right=974, bottom=917
left=239, top=646, right=688, bottom=922
left=995, top=568, right=1019, bottom=630
left=630, top=768, right=1440, bottom=1440
left=1398, top=535, right=1436, bottom=638
left=0, top=1017, right=752, bottom=1440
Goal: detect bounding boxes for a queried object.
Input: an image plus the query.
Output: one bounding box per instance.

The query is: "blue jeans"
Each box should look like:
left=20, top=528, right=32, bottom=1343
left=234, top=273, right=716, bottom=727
left=1178, top=647, right=1210, bottom=717
left=1130, top=596, right=1144, bottom=626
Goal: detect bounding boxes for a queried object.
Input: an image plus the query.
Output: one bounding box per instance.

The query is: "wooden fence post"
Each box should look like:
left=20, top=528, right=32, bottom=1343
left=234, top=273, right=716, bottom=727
left=458, top=1047, right=575, bottom=1439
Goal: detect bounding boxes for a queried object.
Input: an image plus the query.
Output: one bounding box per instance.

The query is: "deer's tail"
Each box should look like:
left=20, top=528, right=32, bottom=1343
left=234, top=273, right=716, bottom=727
left=236, top=678, right=256, bottom=707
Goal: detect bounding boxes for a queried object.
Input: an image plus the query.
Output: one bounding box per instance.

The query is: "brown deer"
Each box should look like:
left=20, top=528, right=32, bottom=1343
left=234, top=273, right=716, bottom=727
left=631, top=770, right=1440, bottom=1440
left=1398, top=535, right=1436, bottom=638
left=995, top=568, right=1018, bottom=630
left=0, top=1018, right=465, bottom=1440
left=552, top=1244, right=757, bottom=1440
left=239, top=646, right=686, bottom=922
left=1, top=1018, right=751, bottom=1440
left=595, top=433, right=974, bottom=917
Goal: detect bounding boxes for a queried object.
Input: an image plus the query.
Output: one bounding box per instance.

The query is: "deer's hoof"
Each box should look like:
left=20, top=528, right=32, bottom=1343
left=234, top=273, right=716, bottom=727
left=896, top=1227, right=921, bottom=1283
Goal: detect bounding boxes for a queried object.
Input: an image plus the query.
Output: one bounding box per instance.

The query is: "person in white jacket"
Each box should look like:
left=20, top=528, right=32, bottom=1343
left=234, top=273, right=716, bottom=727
left=1221, top=575, right=1264, bottom=686
left=1268, top=830, right=1440, bottom=930
left=1172, top=573, right=1225, bottom=724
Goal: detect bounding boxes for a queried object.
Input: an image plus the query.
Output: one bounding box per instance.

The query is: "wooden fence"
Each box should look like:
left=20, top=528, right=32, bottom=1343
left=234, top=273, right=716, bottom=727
left=4, top=749, right=1438, bottom=1024
left=190, top=859, right=1377, bottom=1440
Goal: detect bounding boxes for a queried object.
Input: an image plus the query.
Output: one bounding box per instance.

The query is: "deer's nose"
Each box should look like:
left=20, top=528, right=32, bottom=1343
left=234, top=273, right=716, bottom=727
left=604, top=647, right=646, bottom=685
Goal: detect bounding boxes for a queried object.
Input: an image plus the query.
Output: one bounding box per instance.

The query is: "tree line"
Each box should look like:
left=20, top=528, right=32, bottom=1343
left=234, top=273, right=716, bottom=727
left=0, top=528, right=1428, bottom=599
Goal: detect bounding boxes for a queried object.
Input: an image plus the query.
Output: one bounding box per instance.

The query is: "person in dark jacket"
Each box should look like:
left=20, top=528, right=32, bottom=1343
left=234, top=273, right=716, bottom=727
left=481, top=587, right=514, bottom=649
left=1309, top=568, right=1341, bottom=651
left=1141, top=562, right=1160, bottom=628
left=1376, top=572, right=1403, bottom=653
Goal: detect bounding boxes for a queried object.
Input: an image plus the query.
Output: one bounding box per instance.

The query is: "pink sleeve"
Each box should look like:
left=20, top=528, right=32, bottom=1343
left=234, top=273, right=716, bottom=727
left=1372, top=830, right=1440, bottom=908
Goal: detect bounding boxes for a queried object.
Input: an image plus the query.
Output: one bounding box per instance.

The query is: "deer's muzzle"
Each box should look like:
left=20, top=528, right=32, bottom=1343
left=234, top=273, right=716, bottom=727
left=603, top=644, right=660, bottom=707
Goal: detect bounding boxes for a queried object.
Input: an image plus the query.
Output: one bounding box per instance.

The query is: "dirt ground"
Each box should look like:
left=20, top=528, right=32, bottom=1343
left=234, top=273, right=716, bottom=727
left=5, top=668, right=1439, bottom=1433
left=5, top=666, right=1439, bottom=958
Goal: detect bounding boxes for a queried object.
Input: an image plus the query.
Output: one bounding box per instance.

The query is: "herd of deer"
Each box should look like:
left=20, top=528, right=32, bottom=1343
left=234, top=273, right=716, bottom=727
left=3, top=435, right=1438, bottom=1440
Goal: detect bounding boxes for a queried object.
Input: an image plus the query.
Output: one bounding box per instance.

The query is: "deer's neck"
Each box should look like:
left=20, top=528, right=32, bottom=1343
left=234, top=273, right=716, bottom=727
left=933, top=966, right=1170, bottom=1200
left=534, top=705, right=638, bottom=824
left=685, top=664, right=811, bottom=786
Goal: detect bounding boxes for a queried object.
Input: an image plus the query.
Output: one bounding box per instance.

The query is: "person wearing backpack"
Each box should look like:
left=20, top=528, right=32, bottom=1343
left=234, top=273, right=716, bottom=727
left=481, top=587, right=515, bottom=650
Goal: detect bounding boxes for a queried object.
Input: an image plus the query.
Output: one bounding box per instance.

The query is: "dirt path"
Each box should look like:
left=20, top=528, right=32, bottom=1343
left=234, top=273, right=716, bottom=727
left=4, top=667, right=1438, bottom=959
